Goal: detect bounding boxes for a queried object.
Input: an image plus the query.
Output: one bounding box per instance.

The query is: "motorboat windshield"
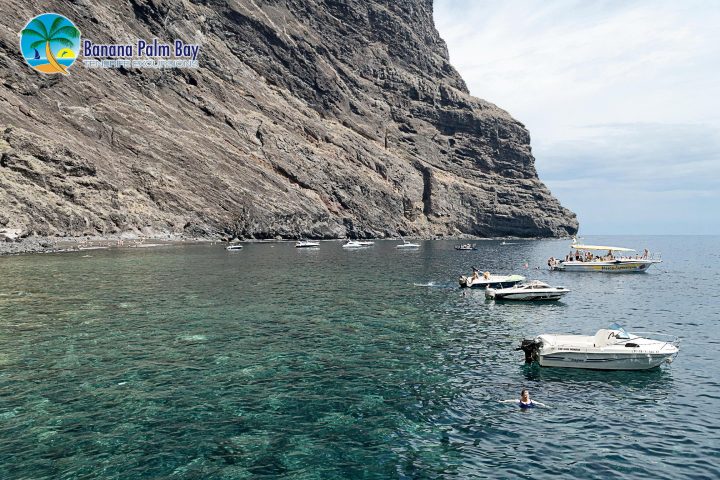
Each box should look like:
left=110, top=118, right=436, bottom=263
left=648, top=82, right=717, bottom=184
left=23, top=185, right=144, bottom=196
left=608, top=323, right=631, bottom=339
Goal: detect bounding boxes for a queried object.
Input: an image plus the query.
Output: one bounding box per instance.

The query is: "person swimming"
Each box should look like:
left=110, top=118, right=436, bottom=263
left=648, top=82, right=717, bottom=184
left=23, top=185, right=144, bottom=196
left=500, top=389, right=548, bottom=409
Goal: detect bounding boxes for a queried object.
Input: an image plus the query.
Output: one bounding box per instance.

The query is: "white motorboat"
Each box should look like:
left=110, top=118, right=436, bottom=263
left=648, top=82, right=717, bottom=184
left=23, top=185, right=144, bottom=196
left=396, top=238, right=420, bottom=249
left=295, top=240, right=320, bottom=248
left=518, top=324, right=679, bottom=370
left=225, top=244, right=243, bottom=251
left=485, top=280, right=569, bottom=301
left=548, top=239, right=661, bottom=273
left=356, top=240, right=375, bottom=246
left=459, top=272, right=525, bottom=289
left=342, top=240, right=371, bottom=248
left=454, top=243, right=477, bottom=251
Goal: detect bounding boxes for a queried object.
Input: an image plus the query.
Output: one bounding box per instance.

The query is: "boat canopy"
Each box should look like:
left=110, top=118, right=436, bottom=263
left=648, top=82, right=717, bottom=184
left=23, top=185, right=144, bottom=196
left=570, top=243, right=635, bottom=252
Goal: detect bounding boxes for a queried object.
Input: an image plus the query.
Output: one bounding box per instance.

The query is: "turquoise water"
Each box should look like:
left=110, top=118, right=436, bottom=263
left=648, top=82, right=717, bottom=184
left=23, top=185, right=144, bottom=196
left=26, top=58, right=74, bottom=67
left=0, top=236, right=718, bottom=478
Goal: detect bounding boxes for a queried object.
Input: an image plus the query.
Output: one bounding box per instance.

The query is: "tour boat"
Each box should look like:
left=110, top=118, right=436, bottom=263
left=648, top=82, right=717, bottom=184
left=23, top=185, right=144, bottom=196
left=485, top=280, right=569, bottom=301
left=225, top=244, right=243, bottom=251
left=396, top=238, right=420, bottom=249
left=454, top=243, right=477, bottom=251
left=517, top=324, right=679, bottom=370
left=548, top=239, right=661, bottom=273
left=295, top=240, right=320, bottom=248
left=458, top=272, right=525, bottom=289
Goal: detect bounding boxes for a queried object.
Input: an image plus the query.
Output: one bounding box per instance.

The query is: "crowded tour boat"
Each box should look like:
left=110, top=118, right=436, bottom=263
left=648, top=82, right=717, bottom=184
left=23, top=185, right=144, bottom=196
left=547, top=239, right=661, bottom=273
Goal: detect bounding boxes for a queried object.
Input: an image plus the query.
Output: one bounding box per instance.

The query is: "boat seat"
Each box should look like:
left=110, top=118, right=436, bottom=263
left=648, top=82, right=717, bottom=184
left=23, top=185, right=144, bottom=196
left=593, top=329, right=617, bottom=347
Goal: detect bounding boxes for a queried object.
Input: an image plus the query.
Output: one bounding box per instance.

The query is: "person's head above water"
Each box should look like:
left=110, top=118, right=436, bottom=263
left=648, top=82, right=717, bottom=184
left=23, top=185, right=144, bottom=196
left=520, top=389, right=530, bottom=403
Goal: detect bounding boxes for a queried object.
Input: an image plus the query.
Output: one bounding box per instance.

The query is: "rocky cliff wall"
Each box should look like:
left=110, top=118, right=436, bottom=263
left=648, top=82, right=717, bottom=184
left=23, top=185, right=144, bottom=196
left=0, top=0, right=578, bottom=240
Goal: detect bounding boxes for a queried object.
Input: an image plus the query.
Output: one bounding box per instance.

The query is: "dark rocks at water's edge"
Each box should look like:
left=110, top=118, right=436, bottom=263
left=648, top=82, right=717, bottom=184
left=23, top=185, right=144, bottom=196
left=0, top=232, right=196, bottom=256
left=0, top=0, right=578, bottom=246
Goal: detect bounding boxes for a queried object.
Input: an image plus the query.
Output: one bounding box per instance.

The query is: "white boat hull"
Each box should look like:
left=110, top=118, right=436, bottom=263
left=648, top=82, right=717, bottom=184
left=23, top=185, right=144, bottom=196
left=489, top=290, right=568, bottom=301
left=459, top=275, right=525, bottom=289
left=296, top=241, right=320, bottom=248
left=538, top=352, right=675, bottom=370
left=552, top=259, right=661, bottom=273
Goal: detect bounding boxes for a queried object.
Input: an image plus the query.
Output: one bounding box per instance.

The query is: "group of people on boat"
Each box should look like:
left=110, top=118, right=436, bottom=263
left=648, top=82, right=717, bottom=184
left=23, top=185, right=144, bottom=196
left=471, top=267, right=491, bottom=281
left=547, top=247, right=651, bottom=267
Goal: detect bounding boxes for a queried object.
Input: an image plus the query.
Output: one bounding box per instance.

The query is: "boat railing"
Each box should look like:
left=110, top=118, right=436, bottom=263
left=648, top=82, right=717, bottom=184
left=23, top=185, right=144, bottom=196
left=630, top=331, right=679, bottom=346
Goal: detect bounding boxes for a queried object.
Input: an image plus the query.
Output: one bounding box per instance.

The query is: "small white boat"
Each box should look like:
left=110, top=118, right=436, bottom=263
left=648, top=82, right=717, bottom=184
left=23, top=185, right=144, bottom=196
left=485, top=280, right=569, bottom=301
left=295, top=240, right=320, bottom=248
left=518, top=324, right=679, bottom=370
left=225, top=244, right=243, bottom=251
left=356, top=240, right=374, bottom=246
left=396, top=238, right=420, bottom=249
left=454, top=243, right=477, bottom=251
left=459, top=272, right=525, bottom=289
left=342, top=240, right=371, bottom=249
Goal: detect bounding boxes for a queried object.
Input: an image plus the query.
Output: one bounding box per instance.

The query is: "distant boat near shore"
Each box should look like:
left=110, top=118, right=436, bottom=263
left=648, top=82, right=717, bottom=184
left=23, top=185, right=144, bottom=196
left=396, top=238, right=420, bottom=249
left=296, top=240, right=320, bottom=248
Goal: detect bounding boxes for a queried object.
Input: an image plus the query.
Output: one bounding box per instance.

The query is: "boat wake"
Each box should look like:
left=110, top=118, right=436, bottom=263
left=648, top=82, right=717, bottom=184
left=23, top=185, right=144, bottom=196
left=413, top=281, right=436, bottom=287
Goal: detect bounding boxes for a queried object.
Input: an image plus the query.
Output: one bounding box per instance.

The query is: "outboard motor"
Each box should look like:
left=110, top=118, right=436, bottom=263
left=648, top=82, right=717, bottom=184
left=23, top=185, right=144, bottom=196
left=458, top=275, right=468, bottom=288
left=517, top=338, right=541, bottom=363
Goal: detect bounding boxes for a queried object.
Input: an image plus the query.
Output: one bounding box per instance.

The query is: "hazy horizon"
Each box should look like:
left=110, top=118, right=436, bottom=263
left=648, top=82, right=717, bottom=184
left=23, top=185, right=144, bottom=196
left=434, top=0, right=720, bottom=235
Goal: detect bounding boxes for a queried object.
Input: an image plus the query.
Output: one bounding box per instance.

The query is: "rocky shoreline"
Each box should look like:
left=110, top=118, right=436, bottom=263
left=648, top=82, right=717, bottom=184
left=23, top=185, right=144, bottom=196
left=0, top=233, right=185, bottom=256
left=0, top=232, right=562, bottom=256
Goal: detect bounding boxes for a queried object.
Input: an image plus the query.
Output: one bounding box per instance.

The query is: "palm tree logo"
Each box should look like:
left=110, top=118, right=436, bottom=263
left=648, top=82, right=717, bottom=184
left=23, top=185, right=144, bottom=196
left=19, top=13, right=81, bottom=75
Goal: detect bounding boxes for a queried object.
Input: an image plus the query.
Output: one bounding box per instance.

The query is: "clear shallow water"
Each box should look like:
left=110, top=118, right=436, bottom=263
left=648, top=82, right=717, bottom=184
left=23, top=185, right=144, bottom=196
left=0, top=236, right=718, bottom=479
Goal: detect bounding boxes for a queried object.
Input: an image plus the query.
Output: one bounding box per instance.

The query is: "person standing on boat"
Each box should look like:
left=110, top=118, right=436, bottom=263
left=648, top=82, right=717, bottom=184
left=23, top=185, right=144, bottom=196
left=500, top=389, right=548, bottom=409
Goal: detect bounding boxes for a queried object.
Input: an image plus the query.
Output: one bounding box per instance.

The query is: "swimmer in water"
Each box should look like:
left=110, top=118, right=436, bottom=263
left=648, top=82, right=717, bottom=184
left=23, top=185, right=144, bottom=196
left=500, top=389, right=548, bottom=408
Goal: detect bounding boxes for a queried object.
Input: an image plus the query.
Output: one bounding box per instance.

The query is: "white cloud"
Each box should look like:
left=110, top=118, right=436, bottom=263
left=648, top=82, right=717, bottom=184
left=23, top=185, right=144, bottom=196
left=434, top=0, right=720, bottom=233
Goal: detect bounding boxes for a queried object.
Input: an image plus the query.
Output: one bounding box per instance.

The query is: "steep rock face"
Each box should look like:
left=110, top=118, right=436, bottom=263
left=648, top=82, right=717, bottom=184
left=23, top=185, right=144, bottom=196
left=0, top=0, right=577, bottom=239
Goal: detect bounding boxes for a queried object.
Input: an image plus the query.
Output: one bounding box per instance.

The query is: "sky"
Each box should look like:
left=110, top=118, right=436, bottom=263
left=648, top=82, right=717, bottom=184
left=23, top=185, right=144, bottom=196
left=434, top=0, right=720, bottom=234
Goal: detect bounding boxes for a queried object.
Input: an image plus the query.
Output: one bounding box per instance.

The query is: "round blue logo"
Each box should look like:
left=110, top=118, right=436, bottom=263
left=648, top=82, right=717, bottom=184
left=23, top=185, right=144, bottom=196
left=19, top=13, right=81, bottom=75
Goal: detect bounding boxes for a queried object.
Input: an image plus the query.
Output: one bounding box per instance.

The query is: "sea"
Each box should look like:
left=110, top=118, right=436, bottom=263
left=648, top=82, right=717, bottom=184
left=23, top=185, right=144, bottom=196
left=26, top=58, right=74, bottom=67
left=0, top=236, right=718, bottom=479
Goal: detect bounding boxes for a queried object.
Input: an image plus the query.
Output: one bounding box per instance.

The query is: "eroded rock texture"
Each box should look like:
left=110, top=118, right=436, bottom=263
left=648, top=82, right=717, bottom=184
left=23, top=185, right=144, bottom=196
left=0, top=0, right=577, bottom=239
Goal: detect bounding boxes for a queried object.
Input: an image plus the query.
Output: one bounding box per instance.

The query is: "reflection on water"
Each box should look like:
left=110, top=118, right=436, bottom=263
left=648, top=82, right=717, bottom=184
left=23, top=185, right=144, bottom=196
left=0, top=236, right=718, bottom=479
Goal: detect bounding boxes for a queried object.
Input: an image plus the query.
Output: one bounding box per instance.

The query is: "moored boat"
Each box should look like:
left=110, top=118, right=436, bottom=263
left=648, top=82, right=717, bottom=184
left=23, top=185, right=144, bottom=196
left=485, top=280, right=569, bottom=301
left=459, top=271, right=525, bottom=289
left=548, top=239, right=661, bottom=273
left=396, top=238, right=420, bottom=249
left=296, top=240, right=320, bottom=248
left=342, top=240, right=370, bottom=248
left=517, top=324, right=679, bottom=370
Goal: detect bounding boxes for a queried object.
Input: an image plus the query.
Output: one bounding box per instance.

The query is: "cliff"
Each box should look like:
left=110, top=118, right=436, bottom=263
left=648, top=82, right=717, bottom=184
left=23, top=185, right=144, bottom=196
left=0, top=0, right=578, bottom=241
